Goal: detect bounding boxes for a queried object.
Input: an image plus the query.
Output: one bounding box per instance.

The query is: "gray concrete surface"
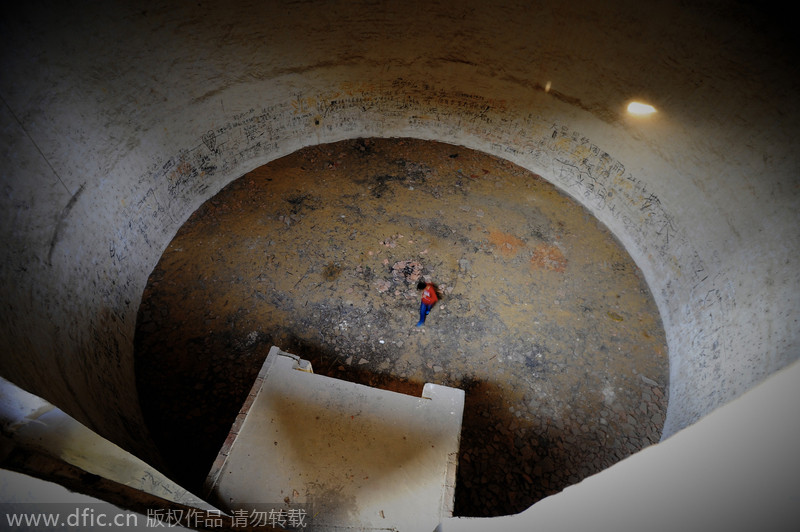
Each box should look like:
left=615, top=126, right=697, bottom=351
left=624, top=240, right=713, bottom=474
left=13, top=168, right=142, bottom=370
left=0, top=0, right=798, bottom=528
left=0, top=377, right=214, bottom=511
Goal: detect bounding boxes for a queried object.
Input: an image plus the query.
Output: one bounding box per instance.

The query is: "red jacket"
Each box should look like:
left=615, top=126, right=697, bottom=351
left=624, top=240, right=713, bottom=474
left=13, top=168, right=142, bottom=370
left=421, top=284, right=438, bottom=305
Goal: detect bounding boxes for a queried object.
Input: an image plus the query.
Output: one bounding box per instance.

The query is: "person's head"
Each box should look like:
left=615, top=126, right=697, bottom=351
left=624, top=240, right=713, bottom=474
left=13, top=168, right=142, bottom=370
left=417, top=281, right=426, bottom=290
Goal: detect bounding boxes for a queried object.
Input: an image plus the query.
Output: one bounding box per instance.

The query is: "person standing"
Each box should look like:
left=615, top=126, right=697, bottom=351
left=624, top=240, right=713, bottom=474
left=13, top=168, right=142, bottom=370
left=416, top=281, right=438, bottom=326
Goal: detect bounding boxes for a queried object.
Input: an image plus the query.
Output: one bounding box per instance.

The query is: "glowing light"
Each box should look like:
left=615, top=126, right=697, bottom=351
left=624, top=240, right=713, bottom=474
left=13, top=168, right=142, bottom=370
left=627, top=101, right=657, bottom=115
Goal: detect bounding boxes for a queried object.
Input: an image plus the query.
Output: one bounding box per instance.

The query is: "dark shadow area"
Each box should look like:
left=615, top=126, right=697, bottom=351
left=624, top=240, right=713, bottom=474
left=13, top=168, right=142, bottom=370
left=453, top=377, right=626, bottom=516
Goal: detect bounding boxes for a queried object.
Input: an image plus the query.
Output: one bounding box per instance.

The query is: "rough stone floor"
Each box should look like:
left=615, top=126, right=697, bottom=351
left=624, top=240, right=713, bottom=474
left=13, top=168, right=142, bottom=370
left=135, top=138, right=669, bottom=517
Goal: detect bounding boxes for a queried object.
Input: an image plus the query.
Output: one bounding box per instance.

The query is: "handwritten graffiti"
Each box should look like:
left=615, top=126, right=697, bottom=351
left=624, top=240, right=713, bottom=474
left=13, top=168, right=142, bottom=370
left=123, top=82, right=720, bottom=336
left=202, top=130, right=216, bottom=151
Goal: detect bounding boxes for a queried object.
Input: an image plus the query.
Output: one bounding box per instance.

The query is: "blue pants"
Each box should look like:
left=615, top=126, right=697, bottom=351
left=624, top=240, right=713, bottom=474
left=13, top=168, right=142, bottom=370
left=417, top=302, right=433, bottom=326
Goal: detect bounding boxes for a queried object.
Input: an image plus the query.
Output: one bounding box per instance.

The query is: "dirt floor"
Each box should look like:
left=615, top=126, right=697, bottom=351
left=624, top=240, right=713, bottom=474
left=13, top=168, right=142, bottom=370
left=134, top=137, right=669, bottom=517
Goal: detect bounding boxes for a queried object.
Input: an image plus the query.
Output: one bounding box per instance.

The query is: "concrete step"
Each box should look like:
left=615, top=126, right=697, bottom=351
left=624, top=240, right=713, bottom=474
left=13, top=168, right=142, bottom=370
left=204, top=346, right=465, bottom=531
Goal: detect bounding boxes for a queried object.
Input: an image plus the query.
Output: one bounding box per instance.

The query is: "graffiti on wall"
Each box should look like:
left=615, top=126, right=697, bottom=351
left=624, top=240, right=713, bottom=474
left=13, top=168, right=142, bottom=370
left=113, top=79, right=732, bottom=403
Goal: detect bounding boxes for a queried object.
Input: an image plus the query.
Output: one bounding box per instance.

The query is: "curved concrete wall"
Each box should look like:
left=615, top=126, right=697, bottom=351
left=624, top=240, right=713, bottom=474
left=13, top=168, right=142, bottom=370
left=1, top=0, right=798, bottom=470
